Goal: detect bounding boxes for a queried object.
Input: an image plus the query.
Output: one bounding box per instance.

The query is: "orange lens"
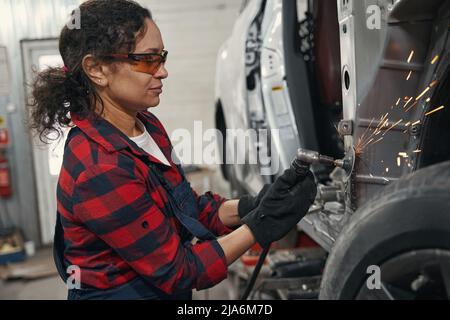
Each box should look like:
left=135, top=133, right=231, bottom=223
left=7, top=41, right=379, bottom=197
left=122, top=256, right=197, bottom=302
left=131, top=60, right=162, bottom=75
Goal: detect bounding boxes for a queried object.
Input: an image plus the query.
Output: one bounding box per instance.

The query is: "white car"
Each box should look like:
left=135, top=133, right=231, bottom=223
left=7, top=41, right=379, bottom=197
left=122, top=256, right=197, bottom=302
left=215, top=0, right=343, bottom=196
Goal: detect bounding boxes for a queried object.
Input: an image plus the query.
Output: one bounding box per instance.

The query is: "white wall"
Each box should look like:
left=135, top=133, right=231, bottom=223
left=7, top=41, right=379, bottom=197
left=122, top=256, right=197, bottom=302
left=141, top=0, right=242, bottom=164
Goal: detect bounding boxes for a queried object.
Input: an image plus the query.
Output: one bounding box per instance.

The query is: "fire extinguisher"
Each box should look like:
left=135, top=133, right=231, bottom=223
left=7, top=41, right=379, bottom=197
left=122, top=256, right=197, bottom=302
left=0, top=153, right=12, bottom=198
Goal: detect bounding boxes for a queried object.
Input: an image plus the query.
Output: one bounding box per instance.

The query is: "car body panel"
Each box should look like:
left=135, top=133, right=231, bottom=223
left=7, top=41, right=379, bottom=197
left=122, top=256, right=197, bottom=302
left=260, top=0, right=302, bottom=172
left=215, top=0, right=309, bottom=194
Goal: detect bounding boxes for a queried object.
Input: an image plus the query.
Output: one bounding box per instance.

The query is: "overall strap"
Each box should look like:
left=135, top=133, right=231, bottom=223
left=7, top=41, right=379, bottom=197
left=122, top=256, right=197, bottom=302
left=150, top=162, right=217, bottom=241
left=53, top=213, right=69, bottom=283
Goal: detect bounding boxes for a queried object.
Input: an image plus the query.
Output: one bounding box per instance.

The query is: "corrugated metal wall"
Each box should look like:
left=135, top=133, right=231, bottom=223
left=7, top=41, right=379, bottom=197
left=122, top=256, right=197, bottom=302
left=0, top=0, right=241, bottom=246
left=0, top=0, right=82, bottom=246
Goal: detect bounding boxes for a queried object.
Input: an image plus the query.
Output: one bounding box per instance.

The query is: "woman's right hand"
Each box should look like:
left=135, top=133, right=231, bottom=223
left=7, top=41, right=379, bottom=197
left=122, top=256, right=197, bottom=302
left=241, top=167, right=317, bottom=248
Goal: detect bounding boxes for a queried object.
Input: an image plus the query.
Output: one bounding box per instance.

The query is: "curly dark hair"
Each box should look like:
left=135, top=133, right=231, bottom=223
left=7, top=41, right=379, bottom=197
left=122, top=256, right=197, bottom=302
left=29, top=0, right=152, bottom=142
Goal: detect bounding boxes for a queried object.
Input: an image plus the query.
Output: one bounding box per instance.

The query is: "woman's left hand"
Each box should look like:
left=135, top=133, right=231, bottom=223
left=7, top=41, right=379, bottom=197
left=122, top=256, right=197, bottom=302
left=237, top=184, right=271, bottom=219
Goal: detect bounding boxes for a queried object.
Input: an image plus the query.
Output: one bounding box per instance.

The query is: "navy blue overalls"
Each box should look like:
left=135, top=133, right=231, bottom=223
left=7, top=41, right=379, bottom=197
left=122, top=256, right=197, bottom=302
left=54, top=147, right=218, bottom=300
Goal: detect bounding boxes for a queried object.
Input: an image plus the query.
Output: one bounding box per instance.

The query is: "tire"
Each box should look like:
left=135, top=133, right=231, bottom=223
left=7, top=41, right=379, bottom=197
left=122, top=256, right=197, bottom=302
left=320, top=161, right=450, bottom=300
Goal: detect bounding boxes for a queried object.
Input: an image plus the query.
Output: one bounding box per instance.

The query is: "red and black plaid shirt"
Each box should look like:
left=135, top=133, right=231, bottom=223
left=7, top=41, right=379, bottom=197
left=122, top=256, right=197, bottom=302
left=57, top=111, right=232, bottom=294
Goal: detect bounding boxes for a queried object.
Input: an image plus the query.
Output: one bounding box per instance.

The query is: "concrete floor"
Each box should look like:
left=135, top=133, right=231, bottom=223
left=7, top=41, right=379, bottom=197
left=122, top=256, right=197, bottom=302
left=0, top=247, right=232, bottom=300
left=0, top=248, right=66, bottom=300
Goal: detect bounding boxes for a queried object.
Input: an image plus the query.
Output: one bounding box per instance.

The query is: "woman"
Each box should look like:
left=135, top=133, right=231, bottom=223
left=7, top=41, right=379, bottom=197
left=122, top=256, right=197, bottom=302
left=30, top=0, right=317, bottom=300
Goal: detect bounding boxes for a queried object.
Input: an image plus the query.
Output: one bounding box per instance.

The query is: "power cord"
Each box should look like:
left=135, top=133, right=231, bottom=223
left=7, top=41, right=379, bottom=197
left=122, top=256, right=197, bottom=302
left=241, top=246, right=270, bottom=300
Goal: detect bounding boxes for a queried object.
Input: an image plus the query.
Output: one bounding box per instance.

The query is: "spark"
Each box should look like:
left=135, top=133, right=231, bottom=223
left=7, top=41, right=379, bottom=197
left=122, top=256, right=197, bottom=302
left=385, top=167, right=390, bottom=173
left=412, top=120, right=421, bottom=126
left=397, top=157, right=401, bottom=167
left=425, top=105, right=445, bottom=116
left=405, top=122, right=411, bottom=127
left=359, top=138, right=375, bottom=150
left=407, top=50, right=414, bottom=63
left=378, top=118, right=389, bottom=132
left=416, top=87, right=430, bottom=101
left=382, top=119, right=403, bottom=136
left=373, top=118, right=389, bottom=136
left=406, top=71, right=412, bottom=81
left=405, top=101, right=419, bottom=112
left=396, top=98, right=401, bottom=106
left=430, top=80, right=439, bottom=88
left=426, top=97, right=431, bottom=103
left=413, top=149, right=422, bottom=153
left=383, top=177, right=390, bottom=182
left=431, top=55, right=439, bottom=65
left=398, top=152, right=408, bottom=158
left=357, top=118, right=375, bottom=148
left=403, top=97, right=413, bottom=108
left=361, top=118, right=375, bottom=140
left=368, top=137, right=384, bottom=147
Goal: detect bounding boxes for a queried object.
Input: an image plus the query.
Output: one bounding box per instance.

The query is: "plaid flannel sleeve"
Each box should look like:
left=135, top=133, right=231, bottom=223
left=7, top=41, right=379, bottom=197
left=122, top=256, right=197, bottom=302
left=191, top=189, right=234, bottom=236
left=72, top=164, right=228, bottom=294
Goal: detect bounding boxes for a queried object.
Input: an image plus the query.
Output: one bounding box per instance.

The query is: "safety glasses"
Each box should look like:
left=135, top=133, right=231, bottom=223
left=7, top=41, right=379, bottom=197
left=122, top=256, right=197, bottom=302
left=102, top=50, right=168, bottom=75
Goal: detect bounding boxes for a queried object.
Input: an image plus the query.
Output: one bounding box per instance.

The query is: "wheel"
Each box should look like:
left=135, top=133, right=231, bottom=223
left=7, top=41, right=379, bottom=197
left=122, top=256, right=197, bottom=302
left=319, top=161, right=450, bottom=300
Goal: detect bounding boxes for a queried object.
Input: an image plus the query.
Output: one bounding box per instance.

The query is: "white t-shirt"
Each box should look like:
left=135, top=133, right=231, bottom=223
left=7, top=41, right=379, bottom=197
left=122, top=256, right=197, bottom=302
left=129, top=120, right=171, bottom=167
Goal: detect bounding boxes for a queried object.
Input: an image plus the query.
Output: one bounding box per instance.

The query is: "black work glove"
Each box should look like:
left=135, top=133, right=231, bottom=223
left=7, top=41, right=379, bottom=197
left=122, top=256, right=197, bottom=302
left=237, top=184, right=271, bottom=219
left=241, top=168, right=317, bottom=248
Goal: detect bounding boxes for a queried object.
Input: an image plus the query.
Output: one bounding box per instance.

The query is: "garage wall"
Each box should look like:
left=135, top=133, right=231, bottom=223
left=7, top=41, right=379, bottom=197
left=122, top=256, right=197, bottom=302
left=143, top=0, right=242, bottom=163
left=0, top=0, right=82, bottom=246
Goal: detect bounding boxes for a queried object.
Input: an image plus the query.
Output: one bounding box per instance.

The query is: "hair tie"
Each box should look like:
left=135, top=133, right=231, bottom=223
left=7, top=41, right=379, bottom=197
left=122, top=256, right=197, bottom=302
left=62, top=65, right=70, bottom=73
